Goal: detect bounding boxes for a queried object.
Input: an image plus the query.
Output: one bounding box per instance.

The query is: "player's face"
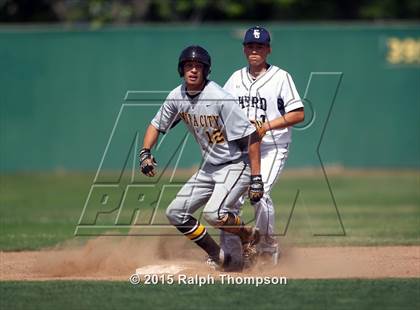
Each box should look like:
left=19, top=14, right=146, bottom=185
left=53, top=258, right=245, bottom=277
left=183, top=60, right=205, bottom=88
left=244, top=43, right=271, bottom=67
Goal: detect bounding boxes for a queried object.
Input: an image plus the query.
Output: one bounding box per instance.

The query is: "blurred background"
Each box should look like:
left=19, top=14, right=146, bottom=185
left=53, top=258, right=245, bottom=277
left=1, top=0, right=420, bottom=24
left=0, top=6, right=419, bottom=310
left=1, top=0, right=419, bottom=171
left=0, top=0, right=419, bottom=250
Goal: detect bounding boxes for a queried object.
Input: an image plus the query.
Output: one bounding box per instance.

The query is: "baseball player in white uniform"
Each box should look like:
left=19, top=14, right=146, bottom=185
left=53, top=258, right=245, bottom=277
left=139, top=45, right=264, bottom=271
left=222, top=26, right=305, bottom=266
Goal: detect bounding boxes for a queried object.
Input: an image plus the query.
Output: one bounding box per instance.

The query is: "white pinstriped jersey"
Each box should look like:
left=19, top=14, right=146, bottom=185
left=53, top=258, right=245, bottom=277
left=223, top=65, right=304, bottom=144
left=151, top=81, right=255, bottom=166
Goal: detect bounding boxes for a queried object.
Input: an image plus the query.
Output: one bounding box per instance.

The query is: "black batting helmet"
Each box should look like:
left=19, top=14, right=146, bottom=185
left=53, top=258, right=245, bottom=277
left=178, top=45, right=211, bottom=78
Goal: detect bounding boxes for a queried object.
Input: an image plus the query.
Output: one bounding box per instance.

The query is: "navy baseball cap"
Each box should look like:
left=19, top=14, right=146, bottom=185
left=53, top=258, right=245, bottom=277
left=243, top=26, right=271, bottom=45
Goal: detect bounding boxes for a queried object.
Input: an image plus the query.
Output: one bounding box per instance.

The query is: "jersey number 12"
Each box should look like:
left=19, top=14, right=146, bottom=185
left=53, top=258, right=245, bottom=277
left=205, top=129, right=225, bottom=144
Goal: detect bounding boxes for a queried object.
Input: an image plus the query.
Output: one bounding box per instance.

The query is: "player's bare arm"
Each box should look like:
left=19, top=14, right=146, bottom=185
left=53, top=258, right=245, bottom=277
left=259, top=108, right=304, bottom=137
left=247, top=131, right=264, bottom=203
left=236, top=131, right=264, bottom=203
left=143, top=124, right=160, bottom=150
left=247, top=131, right=261, bottom=176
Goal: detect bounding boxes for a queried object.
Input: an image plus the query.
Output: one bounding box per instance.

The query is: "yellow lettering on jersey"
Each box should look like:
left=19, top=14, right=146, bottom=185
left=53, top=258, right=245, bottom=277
left=212, top=116, right=220, bottom=128
left=205, top=127, right=226, bottom=144
left=199, top=115, right=206, bottom=127
left=206, top=115, right=213, bottom=127
left=212, top=129, right=225, bottom=143
left=187, top=113, right=193, bottom=125
left=179, top=112, right=188, bottom=124
left=192, top=115, right=199, bottom=127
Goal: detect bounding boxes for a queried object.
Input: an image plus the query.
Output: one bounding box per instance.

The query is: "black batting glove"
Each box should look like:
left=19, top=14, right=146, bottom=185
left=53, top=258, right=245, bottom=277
left=249, top=175, right=264, bottom=203
left=139, top=148, right=157, bottom=177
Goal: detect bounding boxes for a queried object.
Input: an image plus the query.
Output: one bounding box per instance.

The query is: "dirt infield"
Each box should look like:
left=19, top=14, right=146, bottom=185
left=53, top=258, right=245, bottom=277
left=1, top=237, right=419, bottom=281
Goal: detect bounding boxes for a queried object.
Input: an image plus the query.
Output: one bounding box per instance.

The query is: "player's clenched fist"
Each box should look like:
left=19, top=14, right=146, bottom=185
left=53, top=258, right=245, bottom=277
left=139, top=148, right=157, bottom=177
left=251, top=120, right=267, bottom=140
left=249, top=175, right=264, bottom=203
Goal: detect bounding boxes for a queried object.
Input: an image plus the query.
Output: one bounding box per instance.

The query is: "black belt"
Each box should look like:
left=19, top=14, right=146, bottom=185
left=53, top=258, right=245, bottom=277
left=211, top=158, right=242, bottom=167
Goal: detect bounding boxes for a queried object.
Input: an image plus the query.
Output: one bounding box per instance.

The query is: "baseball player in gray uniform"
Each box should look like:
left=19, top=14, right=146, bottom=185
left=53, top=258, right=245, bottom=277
left=221, top=26, right=305, bottom=266
left=139, top=45, right=264, bottom=271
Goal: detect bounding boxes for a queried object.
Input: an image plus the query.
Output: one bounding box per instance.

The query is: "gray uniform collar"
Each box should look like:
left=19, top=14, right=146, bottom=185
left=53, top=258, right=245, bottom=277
left=181, top=80, right=210, bottom=101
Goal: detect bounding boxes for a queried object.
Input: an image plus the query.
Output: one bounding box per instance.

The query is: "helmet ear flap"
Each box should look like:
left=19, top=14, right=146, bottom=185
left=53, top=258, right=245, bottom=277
left=204, top=65, right=211, bottom=78
left=178, top=61, right=185, bottom=77
left=200, top=65, right=210, bottom=79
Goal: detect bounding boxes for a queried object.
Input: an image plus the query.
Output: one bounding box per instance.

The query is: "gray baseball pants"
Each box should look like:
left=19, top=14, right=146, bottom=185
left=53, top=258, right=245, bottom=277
left=166, top=160, right=250, bottom=228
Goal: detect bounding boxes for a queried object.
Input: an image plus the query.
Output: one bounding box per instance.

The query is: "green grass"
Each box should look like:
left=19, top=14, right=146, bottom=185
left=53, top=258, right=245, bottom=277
left=1, top=171, right=419, bottom=250
left=0, top=173, right=94, bottom=250
left=0, top=279, right=419, bottom=310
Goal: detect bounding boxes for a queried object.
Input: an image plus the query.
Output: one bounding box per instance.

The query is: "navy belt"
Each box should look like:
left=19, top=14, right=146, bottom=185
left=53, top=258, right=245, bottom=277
left=211, top=158, right=242, bottom=167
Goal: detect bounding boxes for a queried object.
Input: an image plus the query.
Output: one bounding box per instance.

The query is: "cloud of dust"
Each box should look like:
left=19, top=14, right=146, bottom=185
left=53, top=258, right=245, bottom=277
left=32, top=235, right=201, bottom=277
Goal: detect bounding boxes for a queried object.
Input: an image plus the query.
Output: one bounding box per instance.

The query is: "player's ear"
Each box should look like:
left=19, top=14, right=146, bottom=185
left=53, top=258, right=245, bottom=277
left=268, top=45, right=272, bottom=54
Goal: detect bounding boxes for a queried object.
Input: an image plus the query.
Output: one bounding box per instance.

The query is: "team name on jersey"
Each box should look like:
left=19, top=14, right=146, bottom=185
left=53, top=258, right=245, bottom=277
left=237, top=96, right=267, bottom=111
left=179, top=112, right=220, bottom=129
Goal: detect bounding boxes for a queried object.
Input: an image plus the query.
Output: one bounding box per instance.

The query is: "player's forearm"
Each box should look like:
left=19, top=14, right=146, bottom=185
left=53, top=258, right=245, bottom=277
left=247, top=132, right=261, bottom=175
left=264, top=108, right=304, bottom=131
left=143, top=124, right=160, bottom=150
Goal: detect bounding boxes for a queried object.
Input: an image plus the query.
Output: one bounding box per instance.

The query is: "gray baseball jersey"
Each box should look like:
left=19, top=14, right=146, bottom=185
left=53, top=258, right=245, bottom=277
left=151, top=81, right=255, bottom=166
left=223, top=65, right=304, bottom=145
